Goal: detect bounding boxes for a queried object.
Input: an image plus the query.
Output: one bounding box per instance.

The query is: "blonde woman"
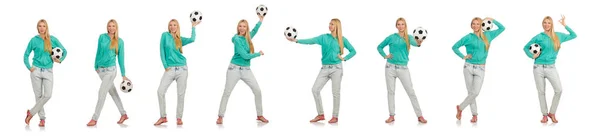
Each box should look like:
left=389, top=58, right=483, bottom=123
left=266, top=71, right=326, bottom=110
left=377, top=17, right=427, bottom=123
left=452, top=17, right=504, bottom=123
left=23, top=19, right=68, bottom=127
left=523, top=15, right=576, bottom=123
left=287, top=18, right=357, bottom=123
left=216, top=14, right=267, bottom=124
left=154, top=19, right=199, bottom=126
left=86, top=19, right=130, bottom=126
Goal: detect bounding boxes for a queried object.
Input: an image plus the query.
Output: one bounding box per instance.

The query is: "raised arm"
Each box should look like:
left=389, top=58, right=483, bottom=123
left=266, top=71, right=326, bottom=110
left=181, top=27, right=196, bottom=46
left=296, top=34, right=322, bottom=45
left=487, top=19, right=505, bottom=40
left=250, top=21, right=262, bottom=38
left=559, top=26, right=577, bottom=43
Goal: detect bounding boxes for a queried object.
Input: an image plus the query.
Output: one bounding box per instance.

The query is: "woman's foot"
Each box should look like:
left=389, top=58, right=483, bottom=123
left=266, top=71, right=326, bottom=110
left=328, top=117, right=338, bottom=123
left=470, top=115, right=478, bottom=123
left=87, top=120, right=97, bottom=126
left=418, top=116, right=428, bottom=123
left=456, top=105, right=462, bottom=120
left=548, top=113, right=558, bottom=123
left=154, top=117, right=167, bottom=125
left=540, top=115, right=548, bottom=123
left=25, top=110, right=32, bottom=125
left=38, top=120, right=45, bottom=127
left=117, top=114, right=128, bottom=124
left=216, top=116, right=223, bottom=124
left=177, top=118, right=183, bottom=125
left=256, top=116, right=269, bottom=123
left=385, top=116, right=395, bottom=123
left=310, top=115, right=325, bottom=122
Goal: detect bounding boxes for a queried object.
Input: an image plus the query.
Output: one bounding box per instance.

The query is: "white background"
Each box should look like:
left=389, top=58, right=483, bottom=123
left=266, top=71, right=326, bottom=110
left=1, top=0, right=598, bottom=138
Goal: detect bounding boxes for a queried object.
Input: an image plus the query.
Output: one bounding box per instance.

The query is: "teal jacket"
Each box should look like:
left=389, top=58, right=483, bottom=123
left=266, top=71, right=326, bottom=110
left=523, top=26, right=577, bottom=64
left=160, top=27, right=196, bottom=69
left=230, top=21, right=262, bottom=67
left=297, top=33, right=357, bottom=65
left=377, top=33, right=420, bottom=65
left=23, top=35, right=67, bottom=70
left=95, top=33, right=126, bottom=76
left=452, top=20, right=505, bottom=64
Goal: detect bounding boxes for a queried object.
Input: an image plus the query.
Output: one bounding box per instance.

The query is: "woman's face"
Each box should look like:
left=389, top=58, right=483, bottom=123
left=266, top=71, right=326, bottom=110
left=37, top=22, right=47, bottom=34
left=107, top=22, right=117, bottom=34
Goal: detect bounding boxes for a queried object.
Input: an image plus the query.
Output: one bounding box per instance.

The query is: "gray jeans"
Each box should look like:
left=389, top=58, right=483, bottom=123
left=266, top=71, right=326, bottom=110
left=459, top=63, right=485, bottom=116
left=157, top=66, right=188, bottom=119
left=385, top=63, right=423, bottom=117
left=312, top=63, right=343, bottom=117
left=533, top=64, right=562, bottom=115
left=29, top=66, right=53, bottom=120
left=91, top=66, right=126, bottom=120
left=218, top=63, right=263, bottom=117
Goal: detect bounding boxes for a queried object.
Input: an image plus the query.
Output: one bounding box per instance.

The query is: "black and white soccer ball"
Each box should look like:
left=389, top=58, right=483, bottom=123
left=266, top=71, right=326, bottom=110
left=120, top=80, right=133, bottom=93
left=413, top=27, right=427, bottom=40
left=481, top=19, right=493, bottom=31
left=189, top=10, right=203, bottom=23
left=529, top=43, right=541, bottom=55
left=51, top=47, right=63, bottom=59
left=284, top=26, right=297, bottom=40
left=256, top=5, right=268, bottom=16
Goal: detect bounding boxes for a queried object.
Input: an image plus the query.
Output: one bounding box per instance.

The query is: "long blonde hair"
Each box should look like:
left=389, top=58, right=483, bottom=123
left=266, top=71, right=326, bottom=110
left=168, top=19, right=183, bottom=53
left=37, top=19, right=52, bottom=54
left=472, top=17, right=490, bottom=51
left=396, top=18, right=410, bottom=51
left=331, top=18, right=344, bottom=55
left=543, top=16, right=561, bottom=51
left=107, top=19, right=119, bottom=54
left=237, top=19, right=255, bottom=53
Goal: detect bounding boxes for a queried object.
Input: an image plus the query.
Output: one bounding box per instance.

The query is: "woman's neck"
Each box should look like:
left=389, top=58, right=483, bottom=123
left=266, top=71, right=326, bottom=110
left=398, top=31, right=405, bottom=37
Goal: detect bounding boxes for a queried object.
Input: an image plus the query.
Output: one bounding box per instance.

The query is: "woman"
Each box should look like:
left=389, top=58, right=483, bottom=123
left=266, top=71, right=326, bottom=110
left=86, top=19, right=130, bottom=126
left=377, top=17, right=427, bottom=123
left=452, top=17, right=504, bottom=123
left=287, top=18, right=357, bottom=123
left=216, top=14, right=268, bottom=124
left=523, top=15, right=576, bottom=123
left=23, top=19, right=68, bottom=127
left=154, top=19, right=199, bottom=126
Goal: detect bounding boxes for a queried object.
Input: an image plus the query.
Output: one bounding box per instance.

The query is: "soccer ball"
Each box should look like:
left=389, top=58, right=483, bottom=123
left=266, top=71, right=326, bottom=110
left=481, top=19, right=493, bottom=31
left=51, top=47, right=63, bottom=59
left=256, top=5, right=268, bottom=16
left=284, top=26, right=297, bottom=40
left=413, top=27, right=427, bottom=40
left=529, top=43, right=541, bottom=55
left=189, top=10, right=203, bottom=23
left=120, top=80, right=133, bottom=93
